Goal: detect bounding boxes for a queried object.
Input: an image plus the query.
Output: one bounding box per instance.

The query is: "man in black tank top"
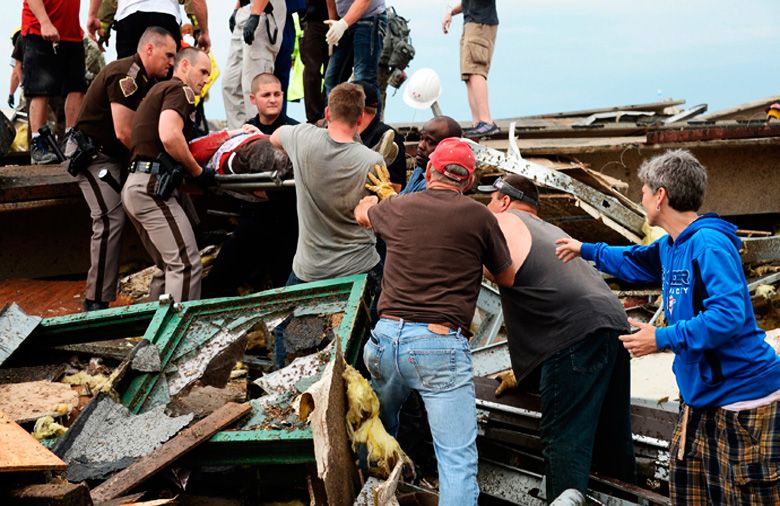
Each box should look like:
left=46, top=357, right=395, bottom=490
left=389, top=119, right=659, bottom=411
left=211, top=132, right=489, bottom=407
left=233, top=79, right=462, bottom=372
left=479, top=175, right=636, bottom=501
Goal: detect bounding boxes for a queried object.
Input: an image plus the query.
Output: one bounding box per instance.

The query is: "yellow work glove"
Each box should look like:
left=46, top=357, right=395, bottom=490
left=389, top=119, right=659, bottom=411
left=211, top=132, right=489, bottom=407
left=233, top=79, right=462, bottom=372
left=494, top=370, right=518, bottom=397
left=366, top=164, right=396, bottom=201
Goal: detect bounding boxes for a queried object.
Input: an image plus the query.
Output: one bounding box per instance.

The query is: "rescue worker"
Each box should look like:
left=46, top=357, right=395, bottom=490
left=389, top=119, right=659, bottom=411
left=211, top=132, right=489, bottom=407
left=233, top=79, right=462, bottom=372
left=354, top=137, right=514, bottom=506
left=69, top=26, right=177, bottom=312
left=223, top=0, right=287, bottom=129
left=480, top=174, right=636, bottom=500
left=400, top=116, right=461, bottom=194
left=122, top=47, right=214, bottom=302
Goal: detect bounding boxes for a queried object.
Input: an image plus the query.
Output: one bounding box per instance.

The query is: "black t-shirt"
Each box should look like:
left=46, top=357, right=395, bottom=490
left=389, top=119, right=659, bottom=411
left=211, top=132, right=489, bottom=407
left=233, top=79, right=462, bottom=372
left=245, top=112, right=299, bottom=135
left=360, top=115, right=407, bottom=190
left=368, top=188, right=512, bottom=332
left=12, top=35, right=24, bottom=61
left=129, top=77, right=196, bottom=162
left=76, top=54, right=153, bottom=157
left=462, top=0, right=498, bottom=25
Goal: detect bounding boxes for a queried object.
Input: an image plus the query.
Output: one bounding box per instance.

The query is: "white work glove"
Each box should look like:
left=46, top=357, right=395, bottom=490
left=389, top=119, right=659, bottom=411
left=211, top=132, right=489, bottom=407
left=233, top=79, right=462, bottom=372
left=324, top=19, right=348, bottom=46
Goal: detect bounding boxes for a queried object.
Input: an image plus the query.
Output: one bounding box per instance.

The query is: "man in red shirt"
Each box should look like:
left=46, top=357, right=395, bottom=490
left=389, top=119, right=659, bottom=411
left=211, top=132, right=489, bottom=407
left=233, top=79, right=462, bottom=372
left=22, top=0, right=86, bottom=164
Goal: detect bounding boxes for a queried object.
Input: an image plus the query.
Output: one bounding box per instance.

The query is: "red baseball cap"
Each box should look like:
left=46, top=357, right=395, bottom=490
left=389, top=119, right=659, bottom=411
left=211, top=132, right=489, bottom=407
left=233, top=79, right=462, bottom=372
left=428, top=137, right=475, bottom=182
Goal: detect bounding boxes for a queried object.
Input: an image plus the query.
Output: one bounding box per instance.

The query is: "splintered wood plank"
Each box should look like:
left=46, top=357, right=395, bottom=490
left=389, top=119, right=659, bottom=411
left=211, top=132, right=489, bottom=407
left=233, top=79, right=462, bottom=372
left=89, top=402, right=251, bottom=503
left=0, top=409, right=67, bottom=472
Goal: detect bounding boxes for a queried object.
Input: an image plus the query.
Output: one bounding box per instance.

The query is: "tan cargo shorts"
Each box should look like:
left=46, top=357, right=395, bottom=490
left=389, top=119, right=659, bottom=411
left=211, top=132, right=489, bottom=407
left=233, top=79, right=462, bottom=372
left=460, top=22, right=498, bottom=80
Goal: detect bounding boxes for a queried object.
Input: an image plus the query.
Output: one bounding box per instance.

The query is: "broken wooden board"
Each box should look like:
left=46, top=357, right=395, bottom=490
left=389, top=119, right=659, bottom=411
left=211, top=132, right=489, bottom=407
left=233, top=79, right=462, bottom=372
left=0, top=380, right=79, bottom=423
left=647, top=123, right=780, bottom=144
left=7, top=482, right=93, bottom=506
left=0, top=364, right=66, bottom=384
left=0, top=408, right=66, bottom=472
left=0, top=302, right=42, bottom=366
left=299, top=340, right=360, bottom=506
left=537, top=193, right=636, bottom=245
left=89, top=402, right=251, bottom=503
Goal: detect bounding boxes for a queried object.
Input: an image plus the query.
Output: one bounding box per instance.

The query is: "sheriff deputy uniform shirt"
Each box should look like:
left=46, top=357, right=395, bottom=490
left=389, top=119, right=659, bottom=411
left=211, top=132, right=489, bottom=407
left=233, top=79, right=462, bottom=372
left=76, top=54, right=153, bottom=158
left=129, top=77, right=197, bottom=162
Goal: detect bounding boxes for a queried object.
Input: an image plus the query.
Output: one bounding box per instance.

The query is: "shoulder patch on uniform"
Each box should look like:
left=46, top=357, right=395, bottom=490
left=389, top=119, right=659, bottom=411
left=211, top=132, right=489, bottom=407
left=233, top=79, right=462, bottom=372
left=119, top=76, right=138, bottom=97
left=183, top=86, right=196, bottom=104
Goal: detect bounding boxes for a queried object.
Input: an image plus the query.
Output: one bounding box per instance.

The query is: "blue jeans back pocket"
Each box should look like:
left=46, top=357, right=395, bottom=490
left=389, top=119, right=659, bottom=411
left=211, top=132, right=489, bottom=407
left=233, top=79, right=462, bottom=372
left=363, top=333, right=384, bottom=380
left=410, top=349, right=456, bottom=391
left=571, top=333, right=609, bottom=374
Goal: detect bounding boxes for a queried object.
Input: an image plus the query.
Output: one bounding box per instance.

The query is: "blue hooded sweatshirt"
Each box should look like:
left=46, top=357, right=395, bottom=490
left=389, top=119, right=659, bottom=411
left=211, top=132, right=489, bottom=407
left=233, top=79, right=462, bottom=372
left=581, top=213, right=780, bottom=408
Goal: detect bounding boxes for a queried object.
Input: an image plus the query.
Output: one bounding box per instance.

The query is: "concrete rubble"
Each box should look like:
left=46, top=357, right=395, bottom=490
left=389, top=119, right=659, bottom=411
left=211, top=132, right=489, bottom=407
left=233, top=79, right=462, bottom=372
left=1, top=95, right=779, bottom=505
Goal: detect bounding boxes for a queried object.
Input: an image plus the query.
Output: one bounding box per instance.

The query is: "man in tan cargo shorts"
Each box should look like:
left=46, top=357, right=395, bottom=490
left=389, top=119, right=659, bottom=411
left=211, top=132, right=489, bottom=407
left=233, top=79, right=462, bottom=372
left=442, top=0, right=498, bottom=138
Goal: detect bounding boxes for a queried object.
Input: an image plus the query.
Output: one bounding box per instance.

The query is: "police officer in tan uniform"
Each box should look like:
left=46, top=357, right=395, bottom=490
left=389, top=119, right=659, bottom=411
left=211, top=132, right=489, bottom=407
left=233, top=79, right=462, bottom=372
left=122, top=47, right=215, bottom=302
left=69, top=26, right=177, bottom=311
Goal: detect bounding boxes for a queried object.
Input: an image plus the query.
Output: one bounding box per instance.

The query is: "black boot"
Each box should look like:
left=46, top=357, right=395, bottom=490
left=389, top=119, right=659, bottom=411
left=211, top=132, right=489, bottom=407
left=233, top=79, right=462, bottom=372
left=83, top=299, right=109, bottom=312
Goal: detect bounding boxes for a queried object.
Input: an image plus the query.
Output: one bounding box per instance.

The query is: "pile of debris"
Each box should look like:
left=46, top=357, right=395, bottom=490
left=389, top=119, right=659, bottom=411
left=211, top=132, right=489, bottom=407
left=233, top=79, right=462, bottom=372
left=0, top=276, right=430, bottom=506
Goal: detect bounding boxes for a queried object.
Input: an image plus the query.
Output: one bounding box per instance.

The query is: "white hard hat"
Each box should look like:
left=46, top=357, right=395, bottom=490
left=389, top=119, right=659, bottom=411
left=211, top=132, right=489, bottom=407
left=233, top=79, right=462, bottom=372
left=402, top=68, right=442, bottom=110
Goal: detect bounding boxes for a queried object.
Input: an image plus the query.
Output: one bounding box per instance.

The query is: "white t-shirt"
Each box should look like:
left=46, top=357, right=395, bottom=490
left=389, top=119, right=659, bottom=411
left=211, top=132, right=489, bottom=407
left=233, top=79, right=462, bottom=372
left=116, top=0, right=182, bottom=23
left=278, top=123, right=382, bottom=281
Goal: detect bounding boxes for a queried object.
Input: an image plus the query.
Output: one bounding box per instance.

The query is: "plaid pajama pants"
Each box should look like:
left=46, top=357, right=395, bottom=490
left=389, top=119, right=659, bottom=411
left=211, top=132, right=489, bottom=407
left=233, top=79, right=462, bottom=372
left=670, top=400, right=780, bottom=505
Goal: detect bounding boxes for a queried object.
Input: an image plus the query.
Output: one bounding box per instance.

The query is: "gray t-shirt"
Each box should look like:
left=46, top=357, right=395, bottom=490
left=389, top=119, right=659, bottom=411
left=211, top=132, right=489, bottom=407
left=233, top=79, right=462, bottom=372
left=278, top=123, right=382, bottom=281
left=334, top=0, right=385, bottom=19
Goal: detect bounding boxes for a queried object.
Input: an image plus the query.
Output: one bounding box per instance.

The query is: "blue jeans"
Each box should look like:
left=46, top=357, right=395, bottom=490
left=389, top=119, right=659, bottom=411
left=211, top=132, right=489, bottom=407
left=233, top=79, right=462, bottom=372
left=323, top=13, right=387, bottom=110
left=539, top=328, right=636, bottom=500
left=364, top=318, right=479, bottom=506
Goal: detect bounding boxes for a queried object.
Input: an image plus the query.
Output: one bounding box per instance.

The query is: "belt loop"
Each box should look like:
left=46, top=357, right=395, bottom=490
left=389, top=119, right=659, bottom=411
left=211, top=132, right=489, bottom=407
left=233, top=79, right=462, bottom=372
left=397, top=317, right=404, bottom=330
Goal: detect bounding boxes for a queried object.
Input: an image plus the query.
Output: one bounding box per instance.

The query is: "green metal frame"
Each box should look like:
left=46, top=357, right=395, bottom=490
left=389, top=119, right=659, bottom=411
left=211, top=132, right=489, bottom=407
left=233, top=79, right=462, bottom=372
left=31, top=275, right=372, bottom=466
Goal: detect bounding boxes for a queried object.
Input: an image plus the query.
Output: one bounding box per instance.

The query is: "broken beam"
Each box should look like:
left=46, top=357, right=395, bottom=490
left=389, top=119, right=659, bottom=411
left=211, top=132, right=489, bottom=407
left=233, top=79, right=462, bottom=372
left=467, top=141, right=646, bottom=237
left=89, top=402, right=251, bottom=503
left=647, top=123, right=780, bottom=144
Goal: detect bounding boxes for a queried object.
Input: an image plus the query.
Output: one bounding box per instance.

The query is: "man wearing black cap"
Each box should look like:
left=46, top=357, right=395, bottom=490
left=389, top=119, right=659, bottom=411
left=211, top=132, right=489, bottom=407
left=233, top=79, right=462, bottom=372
left=355, top=80, right=406, bottom=192
left=479, top=174, right=636, bottom=500
left=355, top=138, right=514, bottom=506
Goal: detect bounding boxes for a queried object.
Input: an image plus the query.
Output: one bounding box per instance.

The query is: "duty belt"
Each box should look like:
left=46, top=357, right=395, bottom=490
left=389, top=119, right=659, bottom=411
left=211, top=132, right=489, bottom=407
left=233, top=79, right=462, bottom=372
left=129, top=161, right=162, bottom=174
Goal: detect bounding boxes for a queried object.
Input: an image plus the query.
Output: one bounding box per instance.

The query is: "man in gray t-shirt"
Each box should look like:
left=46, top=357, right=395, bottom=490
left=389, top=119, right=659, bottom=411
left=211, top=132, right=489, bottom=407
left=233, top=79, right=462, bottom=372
left=270, top=82, right=383, bottom=368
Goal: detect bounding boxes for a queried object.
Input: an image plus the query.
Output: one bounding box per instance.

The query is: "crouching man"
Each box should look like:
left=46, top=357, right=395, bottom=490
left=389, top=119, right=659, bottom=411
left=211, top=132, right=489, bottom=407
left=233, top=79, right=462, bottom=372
left=121, top=47, right=214, bottom=302
left=354, top=138, right=514, bottom=506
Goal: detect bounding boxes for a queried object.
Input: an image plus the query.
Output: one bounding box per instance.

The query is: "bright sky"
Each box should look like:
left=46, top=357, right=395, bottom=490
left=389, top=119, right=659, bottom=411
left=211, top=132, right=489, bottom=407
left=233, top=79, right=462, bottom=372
left=3, top=1, right=779, bottom=126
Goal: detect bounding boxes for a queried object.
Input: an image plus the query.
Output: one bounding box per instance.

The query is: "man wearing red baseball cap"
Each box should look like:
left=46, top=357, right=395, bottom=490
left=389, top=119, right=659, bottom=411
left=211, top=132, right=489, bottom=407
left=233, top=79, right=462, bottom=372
left=355, top=137, right=514, bottom=506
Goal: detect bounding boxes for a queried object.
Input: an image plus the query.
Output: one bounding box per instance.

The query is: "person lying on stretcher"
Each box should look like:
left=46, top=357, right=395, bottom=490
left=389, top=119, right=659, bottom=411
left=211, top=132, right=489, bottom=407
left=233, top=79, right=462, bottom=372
left=188, top=124, right=293, bottom=179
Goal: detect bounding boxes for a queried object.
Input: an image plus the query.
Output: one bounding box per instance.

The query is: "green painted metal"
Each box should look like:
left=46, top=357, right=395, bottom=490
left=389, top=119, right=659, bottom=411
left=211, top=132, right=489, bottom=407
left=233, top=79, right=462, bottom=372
left=30, top=275, right=371, bottom=466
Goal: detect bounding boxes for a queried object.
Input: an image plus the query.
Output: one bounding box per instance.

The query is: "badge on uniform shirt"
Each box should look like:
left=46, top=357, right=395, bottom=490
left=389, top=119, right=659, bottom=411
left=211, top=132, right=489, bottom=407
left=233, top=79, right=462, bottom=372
left=119, top=76, right=138, bottom=97
left=183, top=86, right=196, bottom=104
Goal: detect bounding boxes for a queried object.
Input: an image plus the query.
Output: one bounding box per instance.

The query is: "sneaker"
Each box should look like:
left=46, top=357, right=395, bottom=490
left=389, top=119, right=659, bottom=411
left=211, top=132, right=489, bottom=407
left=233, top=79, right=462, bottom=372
left=83, top=299, right=109, bottom=312
left=30, top=135, right=58, bottom=165
left=463, top=121, right=499, bottom=139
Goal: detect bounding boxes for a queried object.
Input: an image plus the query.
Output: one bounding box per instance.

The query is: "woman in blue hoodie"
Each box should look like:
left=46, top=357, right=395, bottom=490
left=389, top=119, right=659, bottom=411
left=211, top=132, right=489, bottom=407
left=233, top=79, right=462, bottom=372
left=555, top=149, right=780, bottom=505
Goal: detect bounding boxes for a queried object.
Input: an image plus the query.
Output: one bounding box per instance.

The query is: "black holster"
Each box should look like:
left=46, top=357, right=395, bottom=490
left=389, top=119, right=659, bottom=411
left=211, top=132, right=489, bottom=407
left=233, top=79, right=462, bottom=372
left=66, top=130, right=99, bottom=177
left=155, top=152, right=186, bottom=200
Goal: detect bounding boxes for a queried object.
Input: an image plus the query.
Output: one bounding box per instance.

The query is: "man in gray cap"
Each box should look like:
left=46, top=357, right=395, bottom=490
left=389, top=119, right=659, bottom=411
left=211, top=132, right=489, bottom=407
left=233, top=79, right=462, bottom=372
left=478, top=174, right=636, bottom=500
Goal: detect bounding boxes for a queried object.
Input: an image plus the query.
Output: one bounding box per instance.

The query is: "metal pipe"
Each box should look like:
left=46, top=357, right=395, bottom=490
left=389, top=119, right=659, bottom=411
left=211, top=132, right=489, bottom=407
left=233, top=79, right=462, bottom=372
left=214, top=171, right=276, bottom=182
left=218, top=180, right=296, bottom=191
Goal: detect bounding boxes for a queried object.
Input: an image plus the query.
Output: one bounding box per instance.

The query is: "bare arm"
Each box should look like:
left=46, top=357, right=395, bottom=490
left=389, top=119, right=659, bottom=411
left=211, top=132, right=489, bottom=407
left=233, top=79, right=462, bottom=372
left=87, top=0, right=103, bottom=42
left=110, top=102, right=134, bottom=148
left=250, top=0, right=270, bottom=16
left=10, top=61, right=22, bottom=96
left=27, top=0, right=59, bottom=41
left=269, top=128, right=288, bottom=156
left=442, top=2, right=462, bottom=34
left=189, top=0, right=210, bottom=52
left=491, top=266, right=516, bottom=287
left=159, top=110, right=202, bottom=177
left=326, top=0, right=338, bottom=20
left=354, top=195, right=379, bottom=229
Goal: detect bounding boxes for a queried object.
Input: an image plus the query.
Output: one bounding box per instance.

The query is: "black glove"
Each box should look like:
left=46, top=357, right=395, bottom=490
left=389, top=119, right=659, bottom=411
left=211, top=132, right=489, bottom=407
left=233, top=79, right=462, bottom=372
left=243, top=14, right=260, bottom=45
left=191, top=167, right=216, bottom=189
left=229, top=9, right=238, bottom=33
left=8, top=94, right=14, bottom=108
